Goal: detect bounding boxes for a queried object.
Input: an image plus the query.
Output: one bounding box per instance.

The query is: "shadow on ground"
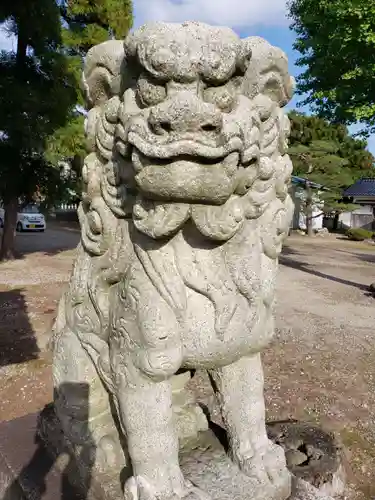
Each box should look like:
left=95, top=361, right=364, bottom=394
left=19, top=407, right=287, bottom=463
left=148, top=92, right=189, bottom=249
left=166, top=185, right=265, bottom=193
left=355, top=253, right=375, bottom=264
left=0, top=384, right=93, bottom=500
left=0, top=289, right=40, bottom=366
left=330, top=248, right=375, bottom=264
left=281, top=244, right=301, bottom=257
left=279, top=255, right=370, bottom=293
left=0, top=226, right=80, bottom=259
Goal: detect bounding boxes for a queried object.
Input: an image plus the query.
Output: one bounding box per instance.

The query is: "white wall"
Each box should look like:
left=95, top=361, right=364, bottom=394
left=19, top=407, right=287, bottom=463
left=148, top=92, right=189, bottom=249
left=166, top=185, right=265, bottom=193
left=339, top=204, right=374, bottom=230
left=298, top=210, right=324, bottom=230
left=338, top=211, right=352, bottom=229
left=289, top=185, right=324, bottom=230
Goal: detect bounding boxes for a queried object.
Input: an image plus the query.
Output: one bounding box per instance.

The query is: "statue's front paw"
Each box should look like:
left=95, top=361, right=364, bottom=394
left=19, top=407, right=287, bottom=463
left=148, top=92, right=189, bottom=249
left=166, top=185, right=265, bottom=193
left=233, top=441, right=290, bottom=488
left=181, top=480, right=211, bottom=500
left=124, top=476, right=211, bottom=500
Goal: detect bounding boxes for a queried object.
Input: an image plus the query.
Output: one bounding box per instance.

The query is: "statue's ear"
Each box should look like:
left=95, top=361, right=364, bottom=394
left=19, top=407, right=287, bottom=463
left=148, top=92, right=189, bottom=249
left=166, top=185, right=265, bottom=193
left=82, top=40, right=125, bottom=109
left=241, top=37, right=295, bottom=107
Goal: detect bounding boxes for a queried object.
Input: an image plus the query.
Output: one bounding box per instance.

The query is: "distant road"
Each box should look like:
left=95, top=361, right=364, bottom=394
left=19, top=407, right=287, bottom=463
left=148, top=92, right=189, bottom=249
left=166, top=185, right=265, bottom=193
left=11, top=225, right=80, bottom=255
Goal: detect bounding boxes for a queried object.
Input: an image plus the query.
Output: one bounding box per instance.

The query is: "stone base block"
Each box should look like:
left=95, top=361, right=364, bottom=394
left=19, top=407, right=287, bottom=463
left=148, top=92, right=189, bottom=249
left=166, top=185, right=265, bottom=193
left=0, top=410, right=338, bottom=500
left=180, top=431, right=291, bottom=500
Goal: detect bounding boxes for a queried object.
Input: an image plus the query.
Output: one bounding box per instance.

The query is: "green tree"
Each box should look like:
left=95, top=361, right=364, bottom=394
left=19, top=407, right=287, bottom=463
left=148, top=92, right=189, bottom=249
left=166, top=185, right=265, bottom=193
left=288, top=111, right=375, bottom=235
left=0, top=0, right=76, bottom=260
left=46, top=0, right=134, bottom=200
left=288, top=0, right=375, bottom=133
left=45, top=113, right=86, bottom=201
left=60, top=0, right=133, bottom=57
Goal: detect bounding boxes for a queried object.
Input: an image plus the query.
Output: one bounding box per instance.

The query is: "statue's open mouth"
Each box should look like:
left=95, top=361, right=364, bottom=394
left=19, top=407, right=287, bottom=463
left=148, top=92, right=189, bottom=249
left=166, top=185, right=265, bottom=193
left=128, top=131, right=243, bottom=163
left=131, top=148, right=240, bottom=174
left=128, top=134, right=244, bottom=204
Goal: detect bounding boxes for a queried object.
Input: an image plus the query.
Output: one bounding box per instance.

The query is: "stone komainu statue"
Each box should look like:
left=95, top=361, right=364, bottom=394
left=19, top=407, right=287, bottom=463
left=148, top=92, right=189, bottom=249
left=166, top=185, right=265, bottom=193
left=51, top=21, right=295, bottom=500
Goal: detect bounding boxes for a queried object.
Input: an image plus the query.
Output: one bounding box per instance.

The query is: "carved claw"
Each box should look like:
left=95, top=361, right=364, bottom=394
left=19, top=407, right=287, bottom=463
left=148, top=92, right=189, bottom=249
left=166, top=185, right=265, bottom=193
left=233, top=440, right=290, bottom=487
left=124, top=477, right=211, bottom=500
left=124, top=476, right=154, bottom=500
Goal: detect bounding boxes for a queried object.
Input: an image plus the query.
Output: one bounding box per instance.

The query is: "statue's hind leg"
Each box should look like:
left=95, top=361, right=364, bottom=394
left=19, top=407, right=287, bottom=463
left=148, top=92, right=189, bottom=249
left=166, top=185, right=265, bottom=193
left=209, top=353, right=291, bottom=494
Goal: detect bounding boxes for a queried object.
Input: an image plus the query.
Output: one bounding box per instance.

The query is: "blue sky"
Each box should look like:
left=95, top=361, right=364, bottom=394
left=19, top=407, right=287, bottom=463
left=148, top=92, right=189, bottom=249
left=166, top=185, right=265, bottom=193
left=1, top=0, right=374, bottom=154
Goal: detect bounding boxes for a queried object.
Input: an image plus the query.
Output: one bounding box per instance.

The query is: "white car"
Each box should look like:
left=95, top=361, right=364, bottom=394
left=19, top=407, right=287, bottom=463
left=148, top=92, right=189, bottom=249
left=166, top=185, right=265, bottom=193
left=0, top=204, right=46, bottom=232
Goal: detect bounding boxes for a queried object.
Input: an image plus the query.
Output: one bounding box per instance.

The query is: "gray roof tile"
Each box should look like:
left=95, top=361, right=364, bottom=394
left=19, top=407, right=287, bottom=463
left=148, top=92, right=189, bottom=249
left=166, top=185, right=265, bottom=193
left=344, top=178, right=375, bottom=197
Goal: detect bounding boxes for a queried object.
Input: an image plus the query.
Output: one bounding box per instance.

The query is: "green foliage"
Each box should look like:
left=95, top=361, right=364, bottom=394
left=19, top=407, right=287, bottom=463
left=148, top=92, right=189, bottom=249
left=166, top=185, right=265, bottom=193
left=288, top=0, right=375, bottom=133
left=0, top=0, right=77, bottom=205
left=0, top=52, right=76, bottom=153
left=288, top=111, right=375, bottom=212
left=346, top=227, right=374, bottom=241
left=45, top=113, right=86, bottom=203
left=59, top=0, right=133, bottom=106
left=0, top=1, right=79, bottom=258
left=0, top=0, right=134, bottom=212
left=0, top=0, right=62, bottom=55
left=0, top=145, right=62, bottom=204
left=46, top=114, right=86, bottom=169
left=60, top=0, right=133, bottom=56
left=46, top=0, right=134, bottom=198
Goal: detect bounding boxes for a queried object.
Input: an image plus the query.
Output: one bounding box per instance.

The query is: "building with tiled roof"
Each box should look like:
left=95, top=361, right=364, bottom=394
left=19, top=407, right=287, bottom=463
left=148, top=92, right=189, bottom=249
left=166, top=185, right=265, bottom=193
left=339, top=178, right=375, bottom=231
left=343, top=178, right=375, bottom=204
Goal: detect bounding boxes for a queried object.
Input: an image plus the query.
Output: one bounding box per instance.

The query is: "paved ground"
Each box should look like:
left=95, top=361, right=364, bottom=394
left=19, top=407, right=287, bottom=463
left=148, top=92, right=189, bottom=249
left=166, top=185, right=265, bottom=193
left=0, top=227, right=374, bottom=499
left=10, top=224, right=80, bottom=258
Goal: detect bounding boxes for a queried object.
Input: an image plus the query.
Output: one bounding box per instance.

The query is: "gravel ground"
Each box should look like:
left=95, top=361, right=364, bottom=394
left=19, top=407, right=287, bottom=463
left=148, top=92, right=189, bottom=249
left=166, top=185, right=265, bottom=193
left=268, top=236, right=375, bottom=500
left=0, top=229, right=374, bottom=498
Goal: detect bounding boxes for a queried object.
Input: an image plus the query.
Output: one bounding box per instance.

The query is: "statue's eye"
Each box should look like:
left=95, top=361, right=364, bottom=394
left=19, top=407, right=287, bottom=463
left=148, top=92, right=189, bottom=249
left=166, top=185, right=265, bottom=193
left=203, top=80, right=238, bottom=112
left=137, top=73, right=167, bottom=107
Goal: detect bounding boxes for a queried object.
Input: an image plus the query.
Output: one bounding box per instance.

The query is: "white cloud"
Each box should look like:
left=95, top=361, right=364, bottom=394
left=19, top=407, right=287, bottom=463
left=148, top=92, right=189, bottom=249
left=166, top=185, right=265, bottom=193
left=134, top=0, right=288, bottom=29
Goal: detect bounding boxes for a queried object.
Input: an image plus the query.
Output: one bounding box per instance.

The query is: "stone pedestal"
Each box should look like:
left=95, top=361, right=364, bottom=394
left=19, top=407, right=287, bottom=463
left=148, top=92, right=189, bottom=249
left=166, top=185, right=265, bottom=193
left=0, top=410, right=341, bottom=500
left=36, top=406, right=339, bottom=500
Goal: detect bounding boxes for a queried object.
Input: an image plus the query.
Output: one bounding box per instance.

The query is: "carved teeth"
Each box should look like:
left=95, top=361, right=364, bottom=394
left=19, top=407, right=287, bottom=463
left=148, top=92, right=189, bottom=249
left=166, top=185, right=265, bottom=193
left=128, top=131, right=243, bottom=160
left=132, top=147, right=240, bottom=173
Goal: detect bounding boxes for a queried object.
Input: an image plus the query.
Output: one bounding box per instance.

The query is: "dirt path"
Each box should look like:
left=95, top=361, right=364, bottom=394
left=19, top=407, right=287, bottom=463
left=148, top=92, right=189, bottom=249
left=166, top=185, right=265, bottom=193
left=0, top=230, right=374, bottom=498
left=269, top=235, right=375, bottom=499
left=0, top=228, right=79, bottom=421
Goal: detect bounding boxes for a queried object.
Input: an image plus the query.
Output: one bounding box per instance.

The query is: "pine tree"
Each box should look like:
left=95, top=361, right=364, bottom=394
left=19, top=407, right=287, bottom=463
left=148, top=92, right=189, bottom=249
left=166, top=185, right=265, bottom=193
left=288, top=112, right=375, bottom=236
left=46, top=0, right=134, bottom=201
left=60, top=0, right=133, bottom=56
left=0, top=0, right=76, bottom=260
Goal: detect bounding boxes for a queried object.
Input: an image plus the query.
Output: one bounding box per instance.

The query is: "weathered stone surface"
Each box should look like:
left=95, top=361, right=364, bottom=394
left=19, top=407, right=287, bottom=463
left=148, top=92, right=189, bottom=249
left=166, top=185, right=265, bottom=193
left=267, top=421, right=346, bottom=498
left=0, top=412, right=335, bottom=500
left=291, top=478, right=336, bottom=500
left=47, top=20, right=296, bottom=500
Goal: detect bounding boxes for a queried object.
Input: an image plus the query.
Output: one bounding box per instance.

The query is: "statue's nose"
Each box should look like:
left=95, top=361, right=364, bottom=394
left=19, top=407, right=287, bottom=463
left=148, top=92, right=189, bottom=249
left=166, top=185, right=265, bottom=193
left=148, top=93, right=223, bottom=136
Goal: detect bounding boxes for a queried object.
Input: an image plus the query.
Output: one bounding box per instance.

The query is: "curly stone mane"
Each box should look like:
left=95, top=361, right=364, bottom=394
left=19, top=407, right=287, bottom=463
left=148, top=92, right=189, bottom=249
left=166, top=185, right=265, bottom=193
left=51, top=21, right=295, bottom=500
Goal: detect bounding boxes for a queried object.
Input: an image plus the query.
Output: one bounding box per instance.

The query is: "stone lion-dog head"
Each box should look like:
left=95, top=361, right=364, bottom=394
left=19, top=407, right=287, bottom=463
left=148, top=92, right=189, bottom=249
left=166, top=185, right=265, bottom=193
left=82, top=21, right=294, bottom=247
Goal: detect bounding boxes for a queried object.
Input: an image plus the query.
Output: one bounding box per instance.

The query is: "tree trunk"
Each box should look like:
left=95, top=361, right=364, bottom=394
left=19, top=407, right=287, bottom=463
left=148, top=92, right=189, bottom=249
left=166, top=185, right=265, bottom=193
left=305, top=182, right=314, bottom=237
left=0, top=27, right=27, bottom=261
left=0, top=198, right=19, bottom=261
left=333, top=213, right=339, bottom=232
